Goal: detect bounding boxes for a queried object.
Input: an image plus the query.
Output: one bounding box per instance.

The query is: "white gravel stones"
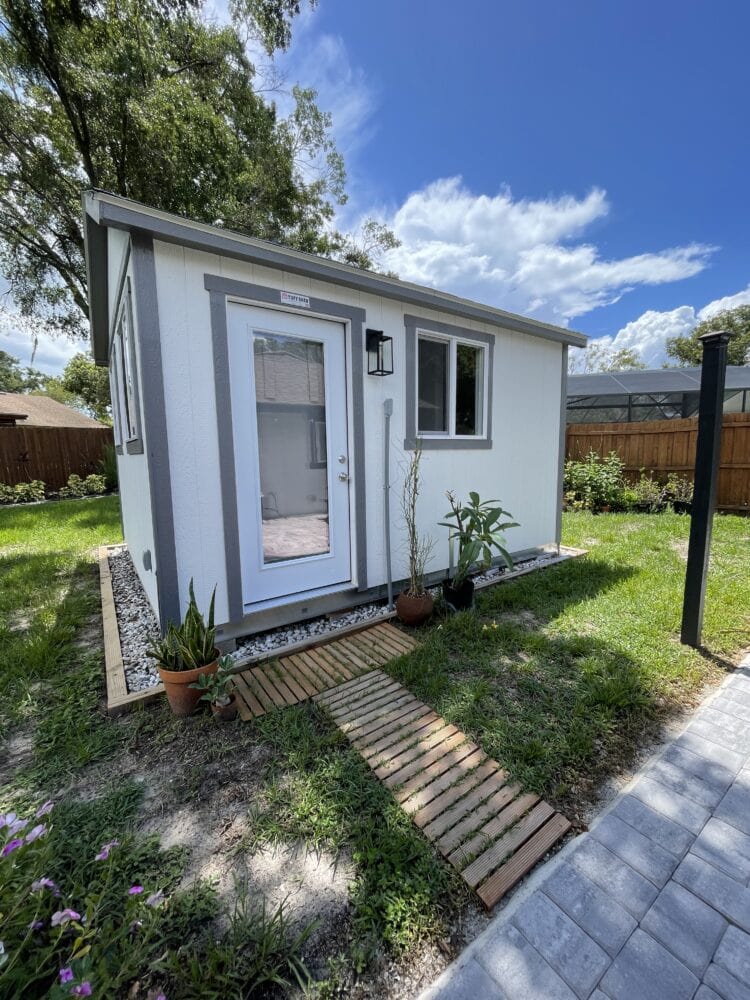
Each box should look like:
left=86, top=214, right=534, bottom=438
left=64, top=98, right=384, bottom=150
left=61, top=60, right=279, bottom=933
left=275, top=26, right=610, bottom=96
left=108, top=548, right=161, bottom=693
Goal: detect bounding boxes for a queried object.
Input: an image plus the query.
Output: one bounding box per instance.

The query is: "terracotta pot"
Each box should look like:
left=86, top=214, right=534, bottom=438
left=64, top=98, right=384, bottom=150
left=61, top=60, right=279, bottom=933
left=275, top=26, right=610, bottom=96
left=158, top=656, right=219, bottom=717
left=211, top=695, right=238, bottom=722
left=395, top=590, right=434, bottom=626
left=442, top=577, right=475, bottom=612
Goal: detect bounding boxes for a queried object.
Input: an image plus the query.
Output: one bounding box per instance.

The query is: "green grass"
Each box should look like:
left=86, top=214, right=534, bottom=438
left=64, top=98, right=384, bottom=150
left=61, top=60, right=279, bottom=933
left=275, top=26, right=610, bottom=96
left=387, top=511, right=750, bottom=818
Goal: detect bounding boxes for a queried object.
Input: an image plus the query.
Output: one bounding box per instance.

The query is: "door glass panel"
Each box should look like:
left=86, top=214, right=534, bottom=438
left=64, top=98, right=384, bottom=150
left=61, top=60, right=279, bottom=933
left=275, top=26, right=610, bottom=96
left=253, top=331, right=330, bottom=563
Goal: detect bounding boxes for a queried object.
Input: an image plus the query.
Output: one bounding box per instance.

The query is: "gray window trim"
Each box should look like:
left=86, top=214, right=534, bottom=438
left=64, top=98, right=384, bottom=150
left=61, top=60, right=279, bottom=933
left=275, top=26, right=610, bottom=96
left=131, top=232, right=181, bottom=631
left=203, top=273, right=368, bottom=623
left=404, top=314, right=494, bottom=450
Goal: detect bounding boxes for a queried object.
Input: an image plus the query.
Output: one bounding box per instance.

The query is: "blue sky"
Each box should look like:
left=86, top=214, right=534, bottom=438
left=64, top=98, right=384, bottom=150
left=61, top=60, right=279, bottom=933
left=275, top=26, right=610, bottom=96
left=2, top=0, right=748, bottom=372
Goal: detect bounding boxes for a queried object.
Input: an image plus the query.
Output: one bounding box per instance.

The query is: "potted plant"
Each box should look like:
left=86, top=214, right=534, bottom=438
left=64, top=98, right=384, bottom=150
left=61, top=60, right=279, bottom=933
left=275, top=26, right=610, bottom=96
left=395, top=442, right=436, bottom=626
left=189, top=656, right=238, bottom=721
left=439, top=491, right=518, bottom=611
left=664, top=472, right=694, bottom=514
left=147, top=580, right=220, bottom=717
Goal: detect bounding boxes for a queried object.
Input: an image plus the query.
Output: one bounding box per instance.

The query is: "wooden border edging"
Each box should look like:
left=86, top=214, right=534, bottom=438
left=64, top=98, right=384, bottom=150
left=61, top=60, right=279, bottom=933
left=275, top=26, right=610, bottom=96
left=99, top=544, right=164, bottom=716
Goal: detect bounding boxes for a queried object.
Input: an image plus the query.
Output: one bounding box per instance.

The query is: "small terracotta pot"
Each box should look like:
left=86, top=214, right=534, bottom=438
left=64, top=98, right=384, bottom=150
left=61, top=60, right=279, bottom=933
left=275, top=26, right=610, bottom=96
left=158, top=656, right=219, bottom=717
left=211, top=695, right=238, bottom=722
left=395, top=590, right=434, bottom=626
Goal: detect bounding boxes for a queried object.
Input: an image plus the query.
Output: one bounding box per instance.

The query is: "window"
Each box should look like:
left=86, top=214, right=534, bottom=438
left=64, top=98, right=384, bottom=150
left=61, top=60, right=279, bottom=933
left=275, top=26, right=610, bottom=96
left=417, top=333, right=487, bottom=437
left=110, top=279, right=142, bottom=452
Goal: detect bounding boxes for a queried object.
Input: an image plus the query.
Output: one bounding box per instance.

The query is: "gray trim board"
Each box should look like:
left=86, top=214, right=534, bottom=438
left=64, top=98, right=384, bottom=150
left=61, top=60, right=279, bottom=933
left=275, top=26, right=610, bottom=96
left=122, top=277, right=144, bottom=455
left=404, top=314, right=494, bottom=450
left=83, top=200, right=109, bottom=366
left=84, top=191, right=587, bottom=365
left=130, top=232, right=181, bottom=630
left=556, top=345, right=568, bottom=546
left=204, top=274, right=369, bottom=622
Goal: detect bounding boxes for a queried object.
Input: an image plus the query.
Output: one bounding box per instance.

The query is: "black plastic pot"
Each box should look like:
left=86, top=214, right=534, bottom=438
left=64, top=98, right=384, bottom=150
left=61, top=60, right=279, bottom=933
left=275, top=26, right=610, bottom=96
left=673, top=500, right=692, bottom=515
left=442, top=578, right=475, bottom=612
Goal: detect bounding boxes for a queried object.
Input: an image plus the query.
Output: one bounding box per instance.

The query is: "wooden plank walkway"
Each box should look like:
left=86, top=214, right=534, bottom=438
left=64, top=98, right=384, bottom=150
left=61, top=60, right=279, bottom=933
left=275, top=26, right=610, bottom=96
left=230, top=622, right=420, bottom=721
left=314, top=670, right=572, bottom=910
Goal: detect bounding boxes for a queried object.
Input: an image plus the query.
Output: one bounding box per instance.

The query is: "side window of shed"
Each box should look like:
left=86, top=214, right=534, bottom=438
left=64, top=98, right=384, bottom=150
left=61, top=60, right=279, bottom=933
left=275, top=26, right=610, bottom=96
left=110, top=338, right=125, bottom=448
left=113, top=279, right=143, bottom=450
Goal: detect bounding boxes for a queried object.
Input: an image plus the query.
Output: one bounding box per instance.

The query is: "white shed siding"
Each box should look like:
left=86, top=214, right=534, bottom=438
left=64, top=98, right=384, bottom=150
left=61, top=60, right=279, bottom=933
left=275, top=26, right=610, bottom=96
left=152, top=240, right=564, bottom=628
left=107, top=231, right=159, bottom=613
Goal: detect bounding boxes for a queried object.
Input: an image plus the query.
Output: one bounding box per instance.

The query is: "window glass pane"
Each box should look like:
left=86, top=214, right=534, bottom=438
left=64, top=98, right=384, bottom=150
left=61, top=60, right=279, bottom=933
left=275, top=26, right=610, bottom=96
left=455, top=344, right=483, bottom=435
left=254, top=332, right=330, bottom=563
left=417, top=338, right=448, bottom=432
left=119, top=304, right=139, bottom=440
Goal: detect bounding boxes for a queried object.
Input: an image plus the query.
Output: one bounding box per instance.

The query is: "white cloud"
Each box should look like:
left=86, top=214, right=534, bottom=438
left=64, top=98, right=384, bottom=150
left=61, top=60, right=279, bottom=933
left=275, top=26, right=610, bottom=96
left=0, top=293, right=85, bottom=376
left=380, top=177, right=716, bottom=325
left=591, top=283, right=750, bottom=368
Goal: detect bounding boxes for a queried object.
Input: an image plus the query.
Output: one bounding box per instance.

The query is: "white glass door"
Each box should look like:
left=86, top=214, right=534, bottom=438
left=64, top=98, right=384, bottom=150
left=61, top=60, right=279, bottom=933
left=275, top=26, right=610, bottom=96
left=227, top=302, right=352, bottom=604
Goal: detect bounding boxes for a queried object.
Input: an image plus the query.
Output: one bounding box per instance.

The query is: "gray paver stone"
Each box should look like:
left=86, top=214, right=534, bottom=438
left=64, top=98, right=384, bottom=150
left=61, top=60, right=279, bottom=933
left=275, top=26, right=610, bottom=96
left=567, top=838, right=659, bottom=919
left=511, top=891, right=609, bottom=998
left=692, top=816, right=750, bottom=883
left=631, top=775, right=710, bottom=834
left=640, top=881, right=727, bottom=976
left=701, top=706, right=750, bottom=739
left=613, top=793, right=693, bottom=858
left=591, top=812, right=678, bottom=886
left=675, top=731, right=744, bottom=775
left=689, top=717, right=750, bottom=755
left=662, top=744, right=735, bottom=793
left=703, top=962, right=750, bottom=1000
left=714, top=786, right=750, bottom=842
left=649, top=757, right=726, bottom=809
left=420, top=957, right=506, bottom=1000
left=673, top=852, right=750, bottom=932
left=542, top=862, right=636, bottom=957
left=711, top=695, right=750, bottom=724
left=714, top=925, right=750, bottom=987
left=475, top=924, right=577, bottom=1000
left=599, top=928, right=698, bottom=1000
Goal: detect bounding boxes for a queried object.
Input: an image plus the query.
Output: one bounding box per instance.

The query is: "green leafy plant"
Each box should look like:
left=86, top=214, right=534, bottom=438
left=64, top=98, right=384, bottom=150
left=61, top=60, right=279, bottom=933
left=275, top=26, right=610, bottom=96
left=98, top=445, right=118, bottom=492
left=563, top=451, right=625, bottom=511
left=663, top=472, right=694, bottom=504
left=147, top=580, right=217, bottom=672
left=189, top=656, right=234, bottom=706
left=401, top=441, right=436, bottom=597
left=439, top=491, right=518, bottom=587
left=59, top=474, right=106, bottom=499
left=0, top=480, right=46, bottom=505
left=630, top=471, right=663, bottom=511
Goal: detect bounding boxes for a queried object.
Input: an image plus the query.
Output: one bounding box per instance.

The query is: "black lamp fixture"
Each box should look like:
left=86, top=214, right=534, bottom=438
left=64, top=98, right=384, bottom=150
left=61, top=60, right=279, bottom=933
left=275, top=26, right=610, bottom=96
left=366, top=329, right=394, bottom=376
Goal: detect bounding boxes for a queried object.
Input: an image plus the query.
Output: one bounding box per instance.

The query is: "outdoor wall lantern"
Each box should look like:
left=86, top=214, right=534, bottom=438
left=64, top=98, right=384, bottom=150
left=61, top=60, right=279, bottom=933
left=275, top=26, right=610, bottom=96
left=366, top=329, right=394, bottom=376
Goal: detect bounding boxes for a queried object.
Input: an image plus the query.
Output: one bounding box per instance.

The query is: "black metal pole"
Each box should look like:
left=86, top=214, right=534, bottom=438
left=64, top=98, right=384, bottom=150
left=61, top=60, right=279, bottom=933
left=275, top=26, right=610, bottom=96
left=680, top=331, right=730, bottom=647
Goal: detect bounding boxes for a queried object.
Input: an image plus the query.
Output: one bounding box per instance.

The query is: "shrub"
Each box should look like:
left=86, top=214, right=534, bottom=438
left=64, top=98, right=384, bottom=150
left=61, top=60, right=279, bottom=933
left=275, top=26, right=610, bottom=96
left=98, top=444, right=118, bottom=492
left=627, top=471, right=664, bottom=511
left=663, top=473, right=694, bottom=505
left=59, top=474, right=106, bottom=499
left=563, top=451, right=625, bottom=511
left=0, top=480, right=46, bottom=505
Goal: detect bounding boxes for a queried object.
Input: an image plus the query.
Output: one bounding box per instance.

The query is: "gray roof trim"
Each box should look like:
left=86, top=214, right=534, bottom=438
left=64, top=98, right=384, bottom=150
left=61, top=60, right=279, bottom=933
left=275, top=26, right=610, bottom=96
left=83, top=191, right=587, bottom=362
left=83, top=196, right=109, bottom=365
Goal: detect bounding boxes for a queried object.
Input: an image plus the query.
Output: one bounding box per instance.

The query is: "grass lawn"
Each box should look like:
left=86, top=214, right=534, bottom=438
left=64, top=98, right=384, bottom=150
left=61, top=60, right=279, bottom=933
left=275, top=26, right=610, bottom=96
left=1, top=500, right=749, bottom=997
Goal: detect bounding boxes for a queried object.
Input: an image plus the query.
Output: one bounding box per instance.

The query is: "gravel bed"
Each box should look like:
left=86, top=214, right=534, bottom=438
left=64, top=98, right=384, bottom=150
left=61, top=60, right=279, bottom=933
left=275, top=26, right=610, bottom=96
left=108, top=547, right=565, bottom=693
left=108, top=548, right=161, bottom=692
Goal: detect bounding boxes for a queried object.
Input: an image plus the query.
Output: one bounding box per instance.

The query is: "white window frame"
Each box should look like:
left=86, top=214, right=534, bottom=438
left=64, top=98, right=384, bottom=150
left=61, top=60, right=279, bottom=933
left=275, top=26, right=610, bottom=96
left=110, top=278, right=143, bottom=453
left=416, top=329, right=490, bottom=440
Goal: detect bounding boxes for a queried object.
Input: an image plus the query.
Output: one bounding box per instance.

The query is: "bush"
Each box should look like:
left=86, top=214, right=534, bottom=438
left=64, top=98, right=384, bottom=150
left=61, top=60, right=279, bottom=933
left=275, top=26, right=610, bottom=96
left=98, top=444, right=118, bottom=492
left=626, top=472, right=664, bottom=512
left=59, top=474, right=106, bottom=499
left=563, top=451, right=625, bottom=511
left=0, top=480, right=46, bottom=505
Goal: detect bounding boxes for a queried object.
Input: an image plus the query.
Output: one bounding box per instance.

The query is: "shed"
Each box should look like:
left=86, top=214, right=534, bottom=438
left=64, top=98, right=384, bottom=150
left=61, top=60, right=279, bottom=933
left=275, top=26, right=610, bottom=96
left=83, top=191, right=586, bottom=638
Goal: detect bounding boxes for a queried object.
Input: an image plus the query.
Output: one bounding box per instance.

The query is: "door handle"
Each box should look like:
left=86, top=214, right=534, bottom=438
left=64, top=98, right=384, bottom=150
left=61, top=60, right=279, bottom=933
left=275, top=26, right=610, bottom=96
left=337, top=472, right=350, bottom=482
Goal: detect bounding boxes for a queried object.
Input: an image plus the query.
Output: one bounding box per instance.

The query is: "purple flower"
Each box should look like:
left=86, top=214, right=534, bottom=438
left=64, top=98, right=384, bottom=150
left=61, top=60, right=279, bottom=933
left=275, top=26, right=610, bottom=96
left=31, top=877, right=57, bottom=892
left=145, top=890, right=165, bottom=908
left=59, top=967, right=74, bottom=984
left=25, top=824, right=47, bottom=844
left=0, top=812, right=16, bottom=829
left=7, top=819, right=28, bottom=837
left=128, top=885, right=144, bottom=896
left=35, top=801, right=54, bottom=818
left=28, top=920, right=45, bottom=931
left=50, top=909, right=80, bottom=927
left=1, top=838, right=23, bottom=857
left=94, top=839, right=119, bottom=861
left=71, top=984, right=92, bottom=997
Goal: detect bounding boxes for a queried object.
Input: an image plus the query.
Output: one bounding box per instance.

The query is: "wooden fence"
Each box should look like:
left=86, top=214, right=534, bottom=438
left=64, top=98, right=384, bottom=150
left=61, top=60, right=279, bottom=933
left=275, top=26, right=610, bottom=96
left=566, top=412, right=750, bottom=511
left=0, top=426, right=114, bottom=490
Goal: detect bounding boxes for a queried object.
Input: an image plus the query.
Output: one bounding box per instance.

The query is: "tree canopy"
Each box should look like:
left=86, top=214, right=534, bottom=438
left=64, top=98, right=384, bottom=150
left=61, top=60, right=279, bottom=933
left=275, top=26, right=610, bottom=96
left=0, top=346, right=110, bottom=418
left=568, top=343, right=647, bottom=375
left=666, top=305, right=750, bottom=367
left=0, top=0, right=393, bottom=337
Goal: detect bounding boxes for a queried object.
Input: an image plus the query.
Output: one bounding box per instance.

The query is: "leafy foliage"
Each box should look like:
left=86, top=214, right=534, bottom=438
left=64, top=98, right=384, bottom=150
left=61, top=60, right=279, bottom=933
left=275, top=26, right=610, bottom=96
left=147, top=579, right=217, bottom=671
left=59, top=474, right=107, bottom=499
left=666, top=305, right=750, bottom=367
left=568, top=343, right=647, bottom=374
left=439, top=491, right=518, bottom=586
left=189, top=655, right=234, bottom=704
left=0, top=350, right=46, bottom=392
left=98, top=444, right=118, bottom=492
left=0, top=0, right=395, bottom=335
left=564, top=451, right=625, bottom=511
left=0, top=480, right=46, bottom=505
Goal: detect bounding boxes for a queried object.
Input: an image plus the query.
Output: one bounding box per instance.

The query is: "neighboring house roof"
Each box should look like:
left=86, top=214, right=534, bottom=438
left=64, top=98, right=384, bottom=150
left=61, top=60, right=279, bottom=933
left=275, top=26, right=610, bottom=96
left=568, top=365, right=750, bottom=397
left=0, top=393, right=105, bottom=428
left=82, top=190, right=588, bottom=366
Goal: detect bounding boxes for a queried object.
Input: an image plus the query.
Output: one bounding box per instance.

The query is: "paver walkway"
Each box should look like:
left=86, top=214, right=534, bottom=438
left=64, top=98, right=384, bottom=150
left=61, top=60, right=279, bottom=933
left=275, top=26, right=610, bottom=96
left=421, top=652, right=750, bottom=1000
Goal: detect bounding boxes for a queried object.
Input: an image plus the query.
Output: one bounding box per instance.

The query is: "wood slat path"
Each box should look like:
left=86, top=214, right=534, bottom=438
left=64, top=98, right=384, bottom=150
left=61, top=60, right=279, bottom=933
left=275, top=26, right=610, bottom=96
left=314, top=670, right=571, bottom=910
left=229, top=622, right=420, bottom=721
